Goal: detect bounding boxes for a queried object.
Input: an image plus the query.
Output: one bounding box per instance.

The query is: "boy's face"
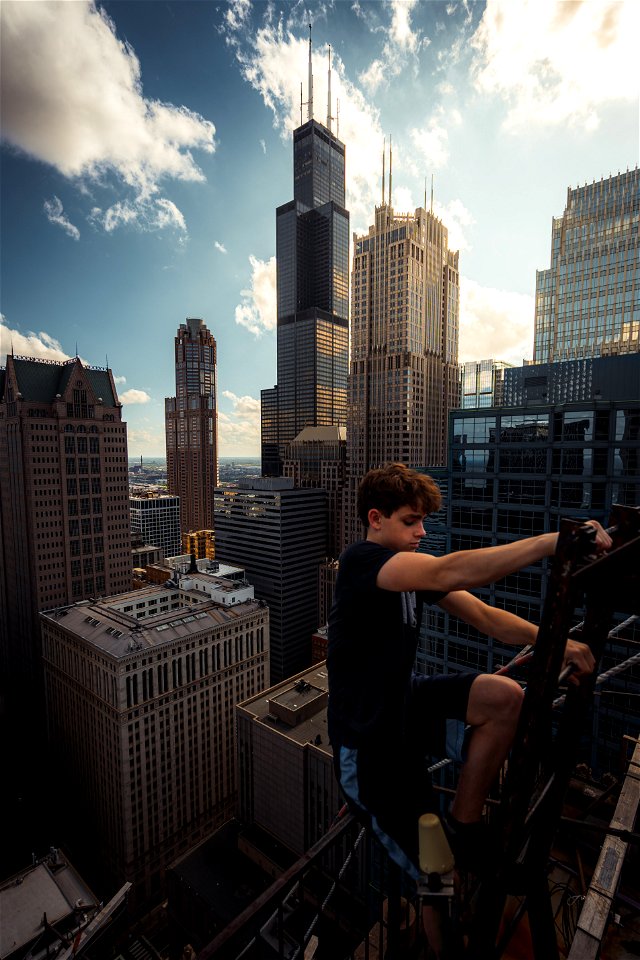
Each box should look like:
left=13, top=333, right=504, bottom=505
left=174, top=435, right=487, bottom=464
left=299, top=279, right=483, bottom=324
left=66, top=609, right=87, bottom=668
left=367, top=504, right=426, bottom=552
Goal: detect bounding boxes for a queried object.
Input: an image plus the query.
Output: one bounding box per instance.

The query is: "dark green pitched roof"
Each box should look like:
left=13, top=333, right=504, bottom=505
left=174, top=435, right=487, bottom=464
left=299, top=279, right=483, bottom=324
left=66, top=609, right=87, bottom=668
left=12, top=358, right=66, bottom=402
left=9, top=358, right=117, bottom=406
left=86, top=369, right=116, bottom=406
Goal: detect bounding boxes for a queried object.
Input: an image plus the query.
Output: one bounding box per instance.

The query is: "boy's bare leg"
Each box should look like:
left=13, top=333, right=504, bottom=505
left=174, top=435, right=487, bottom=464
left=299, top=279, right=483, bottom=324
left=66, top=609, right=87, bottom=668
left=450, top=674, right=524, bottom=823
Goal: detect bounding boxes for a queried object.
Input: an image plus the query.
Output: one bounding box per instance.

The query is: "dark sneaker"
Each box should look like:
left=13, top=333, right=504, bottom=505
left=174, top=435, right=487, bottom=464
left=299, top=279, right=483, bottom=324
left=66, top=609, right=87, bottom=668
left=443, top=812, right=494, bottom=877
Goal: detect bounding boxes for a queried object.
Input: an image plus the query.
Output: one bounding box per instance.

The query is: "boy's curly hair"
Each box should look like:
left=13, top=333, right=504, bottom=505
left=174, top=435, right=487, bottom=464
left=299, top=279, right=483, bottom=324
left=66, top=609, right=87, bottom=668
left=357, top=463, right=441, bottom=528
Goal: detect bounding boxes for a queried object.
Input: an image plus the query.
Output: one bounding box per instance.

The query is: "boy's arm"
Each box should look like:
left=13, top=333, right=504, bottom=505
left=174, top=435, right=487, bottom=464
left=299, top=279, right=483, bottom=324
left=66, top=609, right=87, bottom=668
left=439, top=591, right=538, bottom=646
left=376, top=522, right=611, bottom=594
left=439, top=590, right=595, bottom=681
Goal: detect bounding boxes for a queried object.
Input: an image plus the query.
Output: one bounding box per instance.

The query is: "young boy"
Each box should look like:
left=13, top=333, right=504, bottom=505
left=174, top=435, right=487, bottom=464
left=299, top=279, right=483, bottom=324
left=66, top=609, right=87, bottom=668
left=327, top=463, right=610, bottom=879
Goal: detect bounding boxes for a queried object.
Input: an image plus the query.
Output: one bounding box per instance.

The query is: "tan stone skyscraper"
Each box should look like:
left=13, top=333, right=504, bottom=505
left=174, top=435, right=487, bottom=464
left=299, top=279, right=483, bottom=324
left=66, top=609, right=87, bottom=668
left=165, top=318, right=218, bottom=535
left=343, top=161, right=460, bottom=547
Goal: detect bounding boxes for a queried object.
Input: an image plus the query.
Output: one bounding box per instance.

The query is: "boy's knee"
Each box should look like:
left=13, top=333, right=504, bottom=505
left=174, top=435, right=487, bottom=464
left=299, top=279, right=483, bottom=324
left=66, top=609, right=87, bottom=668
left=495, top=676, right=524, bottom=717
left=468, top=674, right=523, bottom=726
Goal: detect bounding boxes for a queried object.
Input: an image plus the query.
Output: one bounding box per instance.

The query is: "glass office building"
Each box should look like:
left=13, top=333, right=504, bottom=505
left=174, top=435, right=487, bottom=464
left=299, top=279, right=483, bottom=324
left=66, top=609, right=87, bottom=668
left=461, top=359, right=512, bottom=408
left=534, top=168, right=639, bottom=362
left=261, top=117, right=349, bottom=476
left=417, top=357, right=640, bottom=774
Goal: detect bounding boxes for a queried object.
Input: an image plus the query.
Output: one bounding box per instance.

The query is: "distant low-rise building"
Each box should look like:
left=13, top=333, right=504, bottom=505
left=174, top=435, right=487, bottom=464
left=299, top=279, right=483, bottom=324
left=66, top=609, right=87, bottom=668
left=183, top=528, right=215, bottom=560
left=130, top=492, right=181, bottom=561
left=461, top=359, right=512, bottom=409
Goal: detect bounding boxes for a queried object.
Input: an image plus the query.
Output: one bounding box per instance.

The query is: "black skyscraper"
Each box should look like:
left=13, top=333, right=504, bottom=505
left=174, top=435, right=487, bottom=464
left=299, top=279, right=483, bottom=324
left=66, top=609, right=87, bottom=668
left=261, top=45, right=349, bottom=476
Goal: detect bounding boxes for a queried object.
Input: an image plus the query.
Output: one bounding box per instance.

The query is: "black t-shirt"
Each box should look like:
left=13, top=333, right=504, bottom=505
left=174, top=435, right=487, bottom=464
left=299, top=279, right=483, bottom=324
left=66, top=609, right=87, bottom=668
left=327, top=540, right=446, bottom=749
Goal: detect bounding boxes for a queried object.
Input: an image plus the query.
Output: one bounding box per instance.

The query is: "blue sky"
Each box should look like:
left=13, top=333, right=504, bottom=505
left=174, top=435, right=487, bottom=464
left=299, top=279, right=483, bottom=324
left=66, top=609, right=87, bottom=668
left=1, top=0, right=638, bottom=456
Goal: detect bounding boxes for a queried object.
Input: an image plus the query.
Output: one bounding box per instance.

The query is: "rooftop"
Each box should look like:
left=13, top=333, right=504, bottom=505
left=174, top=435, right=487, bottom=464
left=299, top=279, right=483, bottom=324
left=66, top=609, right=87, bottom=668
left=237, top=664, right=331, bottom=753
left=0, top=850, right=97, bottom=960
left=41, top=583, right=266, bottom=660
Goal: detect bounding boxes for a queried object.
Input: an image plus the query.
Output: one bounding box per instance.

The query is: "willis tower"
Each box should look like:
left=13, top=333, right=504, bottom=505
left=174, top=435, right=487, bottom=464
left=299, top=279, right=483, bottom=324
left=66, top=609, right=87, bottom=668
left=261, top=35, right=349, bottom=476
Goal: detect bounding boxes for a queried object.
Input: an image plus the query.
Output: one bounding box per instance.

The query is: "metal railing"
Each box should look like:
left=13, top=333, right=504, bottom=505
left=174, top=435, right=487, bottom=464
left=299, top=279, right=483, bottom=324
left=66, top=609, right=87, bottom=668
left=198, top=812, right=423, bottom=960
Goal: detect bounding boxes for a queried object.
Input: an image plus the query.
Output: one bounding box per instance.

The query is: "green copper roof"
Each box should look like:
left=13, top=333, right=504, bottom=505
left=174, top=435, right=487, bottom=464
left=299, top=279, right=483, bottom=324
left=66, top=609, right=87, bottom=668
left=7, top=358, right=117, bottom=407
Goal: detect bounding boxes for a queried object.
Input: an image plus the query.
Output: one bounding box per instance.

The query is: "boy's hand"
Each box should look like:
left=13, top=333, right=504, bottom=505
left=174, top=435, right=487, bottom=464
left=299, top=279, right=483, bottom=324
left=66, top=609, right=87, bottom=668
left=563, top=638, right=596, bottom=685
left=583, top=520, right=613, bottom=554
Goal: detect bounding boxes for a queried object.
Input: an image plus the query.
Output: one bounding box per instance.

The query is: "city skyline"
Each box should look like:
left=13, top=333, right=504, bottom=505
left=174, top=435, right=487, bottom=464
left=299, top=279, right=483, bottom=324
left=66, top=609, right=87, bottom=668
left=1, top=0, right=638, bottom=457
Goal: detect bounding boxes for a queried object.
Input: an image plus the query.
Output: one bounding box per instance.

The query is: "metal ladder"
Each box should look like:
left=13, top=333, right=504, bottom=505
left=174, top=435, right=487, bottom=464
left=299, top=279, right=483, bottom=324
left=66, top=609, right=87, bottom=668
left=463, top=504, right=640, bottom=960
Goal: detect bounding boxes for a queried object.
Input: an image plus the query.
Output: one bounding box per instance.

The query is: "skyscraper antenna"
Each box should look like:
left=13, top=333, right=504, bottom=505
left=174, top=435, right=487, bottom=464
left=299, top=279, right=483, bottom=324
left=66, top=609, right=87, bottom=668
left=388, top=135, right=393, bottom=207
left=336, top=99, right=340, bottom=138
left=300, top=82, right=303, bottom=126
left=326, top=44, right=332, bottom=132
left=75, top=341, right=79, bottom=358
left=307, top=22, right=313, bottom=121
left=424, top=177, right=427, bottom=211
left=382, top=137, right=386, bottom=206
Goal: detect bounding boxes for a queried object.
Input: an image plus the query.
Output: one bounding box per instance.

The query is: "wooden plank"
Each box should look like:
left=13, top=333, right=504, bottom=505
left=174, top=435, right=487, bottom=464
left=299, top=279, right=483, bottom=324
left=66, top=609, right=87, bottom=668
left=567, top=739, right=640, bottom=960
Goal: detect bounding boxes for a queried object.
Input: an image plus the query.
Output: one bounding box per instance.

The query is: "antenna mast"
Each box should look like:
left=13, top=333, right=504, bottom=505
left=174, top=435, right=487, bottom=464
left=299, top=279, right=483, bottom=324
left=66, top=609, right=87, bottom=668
left=388, top=135, right=393, bottom=207
left=381, top=137, right=385, bottom=206
left=326, top=44, right=332, bottom=132
left=307, top=22, right=313, bottom=121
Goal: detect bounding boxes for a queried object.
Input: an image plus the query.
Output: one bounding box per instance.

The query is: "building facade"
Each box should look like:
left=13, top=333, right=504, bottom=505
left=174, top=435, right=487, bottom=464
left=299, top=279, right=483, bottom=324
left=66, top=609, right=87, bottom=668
left=418, top=366, right=639, bottom=774
left=165, top=318, right=218, bottom=535
left=184, top=528, right=215, bottom=560
left=0, top=356, right=131, bottom=708
left=502, top=353, right=640, bottom=407
left=41, top=572, right=269, bottom=907
left=236, top=663, right=339, bottom=858
left=261, top=51, right=349, bottom=476
left=130, top=492, right=181, bottom=561
left=342, top=182, right=460, bottom=549
left=214, top=479, right=327, bottom=683
left=461, top=359, right=512, bottom=409
left=283, top=424, right=346, bottom=558
left=534, top=168, right=640, bottom=363
left=349, top=196, right=460, bottom=476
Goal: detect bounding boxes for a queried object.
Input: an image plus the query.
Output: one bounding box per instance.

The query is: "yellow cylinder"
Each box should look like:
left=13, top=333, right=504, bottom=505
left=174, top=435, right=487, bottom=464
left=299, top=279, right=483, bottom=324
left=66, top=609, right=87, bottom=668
left=418, top=813, right=455, bottom=875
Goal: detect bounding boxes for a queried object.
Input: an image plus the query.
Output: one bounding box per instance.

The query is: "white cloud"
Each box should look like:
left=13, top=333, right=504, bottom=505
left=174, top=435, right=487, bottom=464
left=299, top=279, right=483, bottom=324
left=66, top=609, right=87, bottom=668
left=43, top=196, right=80, bottom=240
left=471, top=0, right=640, bottom=131
left=459, top=276, right=534, bottom=365
left=389, top=0, right=420, bottom=51
left=409, top=120, right=450, bottom=171
left=0, top=314, right=70, bottom=364
left=114, top=375, right=127, bottom=385
left=119, top=388, right=151, bottom=405
left=359, top=0, right=423, bottom=93
left=1, top=1, right=215, bottom=225
left=219, top=390, right=260, bottom=456
left=223, top=0, right=251, bottom=37
left=154, top=198, right=187, bottom=231
left=435, top=197, right=475, bottom=253
left=214, top=240, right=228, bottom=254
left=234, top=255, right=276, bottom=337
left=89, top=196, right=187, bottom=234
left=126, top=426, right=166, bottom=457
left=259, top=138, right=267, bottom=154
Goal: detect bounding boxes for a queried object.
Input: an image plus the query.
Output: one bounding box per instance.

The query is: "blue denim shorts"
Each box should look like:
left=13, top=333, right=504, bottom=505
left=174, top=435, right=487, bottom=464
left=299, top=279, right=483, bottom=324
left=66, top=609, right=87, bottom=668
left=334, top=671, right=479, bottom=881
